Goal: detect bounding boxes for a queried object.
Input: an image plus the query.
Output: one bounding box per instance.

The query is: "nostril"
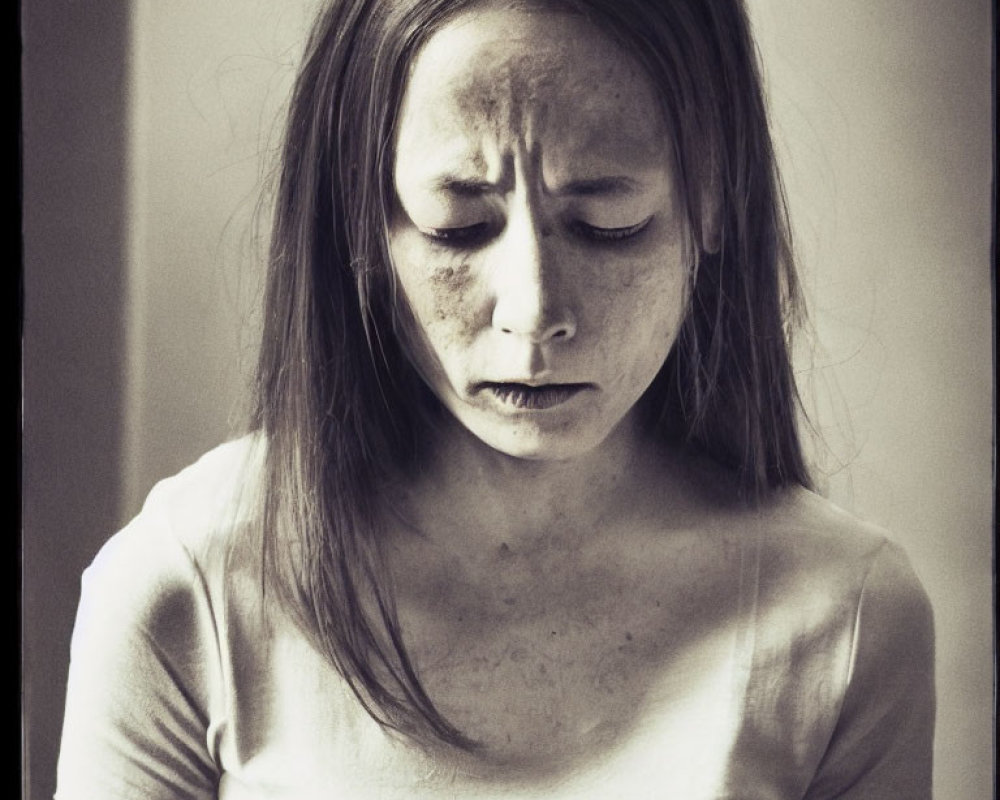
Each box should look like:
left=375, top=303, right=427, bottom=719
left=494, top=308, right=576, bottom=341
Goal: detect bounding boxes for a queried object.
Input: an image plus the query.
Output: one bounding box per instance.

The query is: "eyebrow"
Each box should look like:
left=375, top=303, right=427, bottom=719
left=430, top=177, right=504, bottom=197
left=551, top=176, right=643, bottom=197
left=427, top=175, right=643, bottom=198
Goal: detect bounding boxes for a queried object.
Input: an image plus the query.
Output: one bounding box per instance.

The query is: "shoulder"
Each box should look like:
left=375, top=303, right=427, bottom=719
left=746, top=489, right=935, bottom=793
left=766, top=491, right=935, bottom=693
left=58, top=437, right=265, bottom=797
left=757, top=487, right=935, bottom=691
left=741, top=488, right=934, bottom=676
left=93, top=435, right=262, bottom=570
left=717, top=489, right=936, bottom=796
left=133, top=434, right=264, bottom=555
left=77, top=434, right=264, bottom=665
left=754, top=494, right=938, bottom=797
left=662, top=448, right=918, bottom=597
left=746, top=487, right=928, bottom=611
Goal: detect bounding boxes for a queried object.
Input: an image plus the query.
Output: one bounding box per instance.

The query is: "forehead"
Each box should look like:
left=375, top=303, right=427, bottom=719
left=394, top=5, right=670, bottom=186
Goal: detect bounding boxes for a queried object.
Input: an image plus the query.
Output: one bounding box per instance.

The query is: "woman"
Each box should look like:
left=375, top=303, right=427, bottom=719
left=56, top=0, right=936, bottom=797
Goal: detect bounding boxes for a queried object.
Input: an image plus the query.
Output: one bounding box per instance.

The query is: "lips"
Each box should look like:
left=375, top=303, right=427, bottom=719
left=477, top=381, right=592, bottom=410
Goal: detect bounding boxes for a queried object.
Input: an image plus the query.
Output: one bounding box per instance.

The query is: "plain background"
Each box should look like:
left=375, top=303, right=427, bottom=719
left=22, top=1, right=993, bottom=798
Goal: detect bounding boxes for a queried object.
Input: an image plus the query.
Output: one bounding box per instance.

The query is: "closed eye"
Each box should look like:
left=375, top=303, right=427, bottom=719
left=573, top=217, right=652, bottom=243
left=419, top=217, right=652, bottom=248
left=419, top=222, right=493, bottom=248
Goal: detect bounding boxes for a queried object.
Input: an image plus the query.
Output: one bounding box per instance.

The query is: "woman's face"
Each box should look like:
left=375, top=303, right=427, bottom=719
left=389, top=4, right=690, bottom=462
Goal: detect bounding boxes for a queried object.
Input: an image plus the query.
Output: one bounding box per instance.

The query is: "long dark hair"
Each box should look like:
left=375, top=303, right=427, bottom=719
left=251, top=0, right=810, bottom=750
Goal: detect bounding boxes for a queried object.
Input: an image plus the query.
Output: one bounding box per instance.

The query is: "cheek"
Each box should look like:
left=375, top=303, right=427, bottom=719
left=393, top=241, right=484, bottom=360
left=641, top=269, right=688, bottom=341
left=586, top=257, right=688, bottom=352
left=428, top=262, right=476, bottom=328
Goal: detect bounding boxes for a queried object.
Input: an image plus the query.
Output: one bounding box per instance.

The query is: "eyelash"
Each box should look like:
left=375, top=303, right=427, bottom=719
left=421, top=222, right=493, bottom=247
left=573, top=218, right=651, bottom=242
left=421, top=218, right=651, bottom=248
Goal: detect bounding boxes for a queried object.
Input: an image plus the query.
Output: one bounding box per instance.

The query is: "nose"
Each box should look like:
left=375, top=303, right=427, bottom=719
left=490, top=213, right=577, bottom=344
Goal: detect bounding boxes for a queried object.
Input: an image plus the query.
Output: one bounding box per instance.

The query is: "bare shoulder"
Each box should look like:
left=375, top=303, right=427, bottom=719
left=749, top=486, right=921, bottom=579
left=642, top=447, right=932, bottom=631
left=730, top=485, right=933, bottom=646
left=631, top=448, right=927, bottom=597
left=749, top=492, right=937, bottom=797
left=640, top=449, right=892, bottom=567
left=752, top=486, right=891, bottom=560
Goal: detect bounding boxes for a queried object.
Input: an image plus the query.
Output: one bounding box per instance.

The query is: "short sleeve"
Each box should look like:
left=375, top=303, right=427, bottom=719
left=804, top=540, right=936, bottom=800
left=55, top=511, right=223, bottom=799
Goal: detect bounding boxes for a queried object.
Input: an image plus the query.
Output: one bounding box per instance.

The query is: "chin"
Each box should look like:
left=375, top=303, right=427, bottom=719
left=453, top=408, right=617, bottom=464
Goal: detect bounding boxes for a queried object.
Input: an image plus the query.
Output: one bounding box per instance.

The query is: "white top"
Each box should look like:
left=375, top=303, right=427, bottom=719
left=56, top=437, right=935, bottom=799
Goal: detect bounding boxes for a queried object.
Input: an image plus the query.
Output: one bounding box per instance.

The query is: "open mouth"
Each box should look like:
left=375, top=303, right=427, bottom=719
left=479, top=382, right=592, bottom=410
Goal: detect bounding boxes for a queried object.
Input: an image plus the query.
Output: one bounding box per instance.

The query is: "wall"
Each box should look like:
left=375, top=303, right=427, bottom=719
left=22, top=2, right=320, bottom=797
left=22, top=2, right=993, bottom=798
left=122, top=0, right=324, bottom=516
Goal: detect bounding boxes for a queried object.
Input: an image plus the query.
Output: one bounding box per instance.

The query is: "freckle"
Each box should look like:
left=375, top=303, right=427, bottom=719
left=503, top=597, right=517, bottom=606
left=499, top=542, right=511, bottom=557
left=625, top=632, right=633, bottom=641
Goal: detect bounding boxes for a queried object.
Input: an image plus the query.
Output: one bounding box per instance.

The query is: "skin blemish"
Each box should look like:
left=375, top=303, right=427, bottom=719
left=430, top=262, right=472, bottom=289
left=428, top=261, right=477, bottom=326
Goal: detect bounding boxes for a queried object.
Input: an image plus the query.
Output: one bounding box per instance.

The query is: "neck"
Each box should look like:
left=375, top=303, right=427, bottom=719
left=389, top=409, right=665, bottom=557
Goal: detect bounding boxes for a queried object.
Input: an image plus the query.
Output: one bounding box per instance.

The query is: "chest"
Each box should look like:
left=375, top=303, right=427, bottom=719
left=219, top=620, right=746, bottom=800
left=390, top=539, right=746, bottom=774
left=213, top=530, right=848, bottom=799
